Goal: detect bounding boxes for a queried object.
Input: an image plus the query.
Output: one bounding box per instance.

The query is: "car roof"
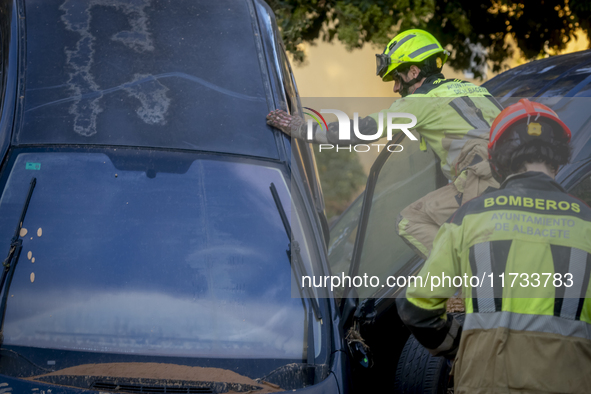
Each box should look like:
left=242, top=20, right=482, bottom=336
left=483, top=50, right=591, bottom=182
left=483, top=49, right=591, bottom=98
left=14, top=0, right=280, bottom=160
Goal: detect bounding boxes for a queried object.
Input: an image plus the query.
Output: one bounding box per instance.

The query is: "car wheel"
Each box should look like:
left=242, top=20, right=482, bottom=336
left=393, top=334, right=452, bottom=394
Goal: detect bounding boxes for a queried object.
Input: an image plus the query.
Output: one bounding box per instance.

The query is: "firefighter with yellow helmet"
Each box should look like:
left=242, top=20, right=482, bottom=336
left=267, top=29, right=502, bottom=260
left=376, top=29, right=449, bottom=94
left=397, top=99, right=591, bottom=393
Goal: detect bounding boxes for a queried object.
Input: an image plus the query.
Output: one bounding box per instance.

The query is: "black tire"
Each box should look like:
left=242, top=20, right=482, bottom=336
left=393, top=334, right=451, bottom=394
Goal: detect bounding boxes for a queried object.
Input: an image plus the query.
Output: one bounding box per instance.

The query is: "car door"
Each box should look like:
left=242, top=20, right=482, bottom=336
left=324, top=132, right=442, bottom=392
left=328, top=133, right=441, bottom=302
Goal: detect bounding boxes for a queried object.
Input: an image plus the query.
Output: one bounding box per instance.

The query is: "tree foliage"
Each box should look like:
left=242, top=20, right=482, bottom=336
left=314, top=148, right=366, bottom=219
left=265, top=0, right=591, bottom=78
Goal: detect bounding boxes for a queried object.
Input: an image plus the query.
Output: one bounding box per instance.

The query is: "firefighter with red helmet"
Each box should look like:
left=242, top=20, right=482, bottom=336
left=397, top=99, right=591, bottom=393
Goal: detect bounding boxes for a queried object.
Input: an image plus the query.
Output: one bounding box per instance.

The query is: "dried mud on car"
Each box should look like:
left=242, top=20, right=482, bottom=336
left=29, top=362, right=284, bottom=393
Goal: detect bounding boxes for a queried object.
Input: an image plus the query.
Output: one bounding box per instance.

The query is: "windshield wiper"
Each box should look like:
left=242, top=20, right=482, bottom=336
left=269, top=183, right=322, bottom=323
left=270, top=183, right=322, bottom=385
left=0, top=178, right=36, bottom=339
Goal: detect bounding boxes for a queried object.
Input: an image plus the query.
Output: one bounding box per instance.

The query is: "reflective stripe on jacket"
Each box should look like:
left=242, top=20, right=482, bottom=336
left=396, top=171, right=591, bottom=393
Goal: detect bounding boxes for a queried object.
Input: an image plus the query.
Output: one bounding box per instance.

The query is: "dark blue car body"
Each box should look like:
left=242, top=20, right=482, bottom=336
left=481, top=49, right=591, bottom=190
left=0, top=0, right=347, bottom=393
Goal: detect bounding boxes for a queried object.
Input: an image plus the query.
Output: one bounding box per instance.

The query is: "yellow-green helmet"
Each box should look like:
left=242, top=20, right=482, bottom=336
left=376, top=29, right=450, bottom=82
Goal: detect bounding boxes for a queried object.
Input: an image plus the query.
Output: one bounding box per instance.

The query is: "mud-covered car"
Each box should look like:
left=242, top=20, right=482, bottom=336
left=328, top=49, right=591, bottom=393
left=2, top=0, right=590, bottom=393
left=0, top=1, right=345, bottom=393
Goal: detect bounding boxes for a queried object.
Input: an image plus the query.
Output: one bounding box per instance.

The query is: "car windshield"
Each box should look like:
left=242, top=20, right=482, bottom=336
left=0, top=149, right=316, bottom=378
left=17, top=0, right=277, bottom=159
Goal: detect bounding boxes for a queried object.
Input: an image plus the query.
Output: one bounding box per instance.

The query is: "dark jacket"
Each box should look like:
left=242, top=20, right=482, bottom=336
left=397, top=171, right=591, bottom=393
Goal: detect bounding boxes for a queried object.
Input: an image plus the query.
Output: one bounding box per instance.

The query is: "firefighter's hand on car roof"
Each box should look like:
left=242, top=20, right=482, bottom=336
left=266, top=109, right=304, bottom=138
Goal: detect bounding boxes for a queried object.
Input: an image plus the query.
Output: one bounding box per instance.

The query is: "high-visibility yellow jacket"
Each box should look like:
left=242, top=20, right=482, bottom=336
left=397, top=171, right=591, bottom=393
left=368, top=74, right=501, bottom=179
left=306, top=74, right=502, bottom=179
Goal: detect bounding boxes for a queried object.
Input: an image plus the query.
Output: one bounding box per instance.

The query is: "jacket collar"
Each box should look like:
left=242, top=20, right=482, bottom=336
left=422, top=73, right=445, bottom=84
left=501, top=171, right=566, bottom=193
left=412, top=73, right=447, bottom=95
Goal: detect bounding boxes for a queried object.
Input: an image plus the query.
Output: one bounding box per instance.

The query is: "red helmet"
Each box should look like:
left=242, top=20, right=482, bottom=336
left=488, top=98, right=571, bottom=157
left=488, top=99, right=571, bottom=181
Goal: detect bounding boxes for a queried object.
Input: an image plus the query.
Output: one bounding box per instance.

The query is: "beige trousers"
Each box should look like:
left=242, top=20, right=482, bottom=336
left=396, top=140, right=499, bottom=259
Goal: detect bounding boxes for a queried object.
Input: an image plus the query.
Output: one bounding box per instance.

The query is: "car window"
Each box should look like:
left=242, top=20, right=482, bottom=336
left=279, top=46, right=326, bottom=215
left=540, top=97, right=591, bottom=165
left=574, top=83, right=591, bottom=97
left=279, top=46, right=299, bottom=115
left=482, top=52, right=591, bottom=97
left=539, top=71, right=591, bottom=97
left=355, top=139, right=438, bottom=300
left=327, top=193, right=363, bottom=283
left=328, top=137, right=438, bottom=300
